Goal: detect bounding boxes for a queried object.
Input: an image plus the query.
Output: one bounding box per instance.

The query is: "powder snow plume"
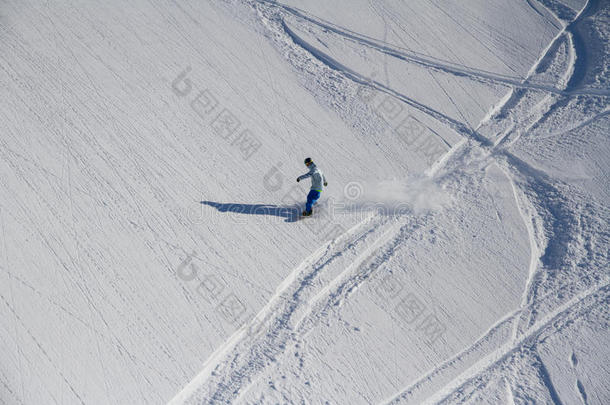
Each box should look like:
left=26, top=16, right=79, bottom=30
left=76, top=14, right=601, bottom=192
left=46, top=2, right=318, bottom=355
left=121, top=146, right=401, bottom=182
left=342, top=175, right=450, bottom=215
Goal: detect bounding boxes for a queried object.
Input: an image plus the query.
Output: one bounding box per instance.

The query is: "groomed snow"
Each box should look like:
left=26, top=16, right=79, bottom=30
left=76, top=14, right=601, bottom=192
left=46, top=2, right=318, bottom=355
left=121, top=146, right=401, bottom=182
left=1, top=0, right=608, bottom=404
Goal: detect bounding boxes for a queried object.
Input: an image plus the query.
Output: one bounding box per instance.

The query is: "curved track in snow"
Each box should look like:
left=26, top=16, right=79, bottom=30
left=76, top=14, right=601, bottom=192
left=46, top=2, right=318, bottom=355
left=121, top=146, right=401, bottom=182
left=172, top=0, right=608, bottom=403
left=259, top=0, right=609, bottom=98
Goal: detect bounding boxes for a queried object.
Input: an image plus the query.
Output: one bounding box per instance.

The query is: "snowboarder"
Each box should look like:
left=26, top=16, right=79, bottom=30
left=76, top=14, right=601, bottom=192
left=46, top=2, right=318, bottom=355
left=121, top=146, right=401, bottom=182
left=297, top=157, right=328, bottom=216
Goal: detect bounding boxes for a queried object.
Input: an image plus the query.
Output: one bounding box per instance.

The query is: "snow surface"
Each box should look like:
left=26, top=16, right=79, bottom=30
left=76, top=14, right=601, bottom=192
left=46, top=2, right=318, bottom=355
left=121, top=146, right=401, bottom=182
left=1, top=0, right=608, bottom=404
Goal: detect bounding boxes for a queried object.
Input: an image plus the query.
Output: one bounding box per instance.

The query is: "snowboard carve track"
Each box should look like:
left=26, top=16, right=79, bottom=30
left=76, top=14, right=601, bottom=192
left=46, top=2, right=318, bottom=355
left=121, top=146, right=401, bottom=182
left=382, top=1, right=606, bottom=400
left=538, top=107, right=610, bottom=140
left=170, top=212, right=428, bottom=404
left=279, top=19, right=474, bottom=146
left=237, top=216, right=422, bottom=401
left=500, top=165, right=544, bottom=345
left=383, top=279, right=609, bottom=404
left=257, top=0, right=608, bottom=97
left=169, top=215, right=398, bottom=404
left=295, top=219, right=407, bottom=329
left=1, top=0, right=606, bottom=403
left=491, top=0, right=598, bottom=341
left=423, top=281, right=609, bottom=405
left=168, top=1, right=607, bottom=403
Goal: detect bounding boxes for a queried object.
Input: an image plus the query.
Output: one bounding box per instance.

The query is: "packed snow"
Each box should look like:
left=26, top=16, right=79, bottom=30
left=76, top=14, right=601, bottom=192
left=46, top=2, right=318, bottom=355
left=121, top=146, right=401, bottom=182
left=1, top=0, right=608, bottom=404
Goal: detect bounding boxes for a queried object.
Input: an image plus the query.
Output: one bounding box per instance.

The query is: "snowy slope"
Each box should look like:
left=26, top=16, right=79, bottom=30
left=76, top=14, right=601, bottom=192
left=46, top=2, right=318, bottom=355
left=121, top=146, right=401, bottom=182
left=1, top=0, right=608, bottom=404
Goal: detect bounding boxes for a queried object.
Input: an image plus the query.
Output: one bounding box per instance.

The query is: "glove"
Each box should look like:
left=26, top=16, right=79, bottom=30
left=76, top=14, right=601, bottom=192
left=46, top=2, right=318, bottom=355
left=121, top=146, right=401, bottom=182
left=324, top=181, right=328, bottom=186
left=296, top=177, right=300, bottom=182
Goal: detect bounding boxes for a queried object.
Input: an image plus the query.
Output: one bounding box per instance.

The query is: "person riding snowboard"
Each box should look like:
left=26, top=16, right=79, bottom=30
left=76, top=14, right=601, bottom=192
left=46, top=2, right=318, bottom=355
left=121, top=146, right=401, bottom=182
left=297, top=157, right=327, bottom=216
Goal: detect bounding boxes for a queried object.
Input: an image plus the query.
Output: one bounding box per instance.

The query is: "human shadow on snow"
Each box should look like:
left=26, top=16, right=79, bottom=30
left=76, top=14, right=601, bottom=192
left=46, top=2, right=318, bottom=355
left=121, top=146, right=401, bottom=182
left=200, top=201, right=300, bottom=223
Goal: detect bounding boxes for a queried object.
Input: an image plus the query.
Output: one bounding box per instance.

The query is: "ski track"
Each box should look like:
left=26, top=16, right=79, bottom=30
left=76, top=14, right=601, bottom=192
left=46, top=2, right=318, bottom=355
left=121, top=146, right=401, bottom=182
left=259, top=0, right=609, bottom=98
left=169, top=214, right=392, bottom=403
left=381, top=309, right=521, bottom=405
left=420, top=281, right=609, bottom=405
left=491, top=0, right=604, bottom=147
left=1, top=0, right=604, bottom=403
left=210, top=215, right=420, bottom=402
left=379, top=273, right=607, bottom=405
left=383, top=280, right=609, bottom=404
left=294, top=219, right=413, bottom=330
left=381, top=0, right=606, bottom=402
left=236, top=219, right=420, bottom=399
left=170, top=0, right=607, bottom=403
left=498, top=0, right=596, bottom=341
left=279, top=19, right=470, bottom=147
left=526, top=0, right=548, bottom=21
left=521, top=0, right=603, bottom=137
left=500, top=165, right=542, bottom=346
left=301, top=220, right=430, bottom=344
left=172, top=211, right=427, bottom=403
left=0, top=294, right=87, bottom=405
left=538, top=107, right=610, bottom=139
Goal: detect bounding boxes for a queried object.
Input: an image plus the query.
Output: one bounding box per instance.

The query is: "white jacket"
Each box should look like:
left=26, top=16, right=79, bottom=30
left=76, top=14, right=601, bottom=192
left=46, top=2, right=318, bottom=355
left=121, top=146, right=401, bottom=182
left=298, top=163, right=327, bottom=191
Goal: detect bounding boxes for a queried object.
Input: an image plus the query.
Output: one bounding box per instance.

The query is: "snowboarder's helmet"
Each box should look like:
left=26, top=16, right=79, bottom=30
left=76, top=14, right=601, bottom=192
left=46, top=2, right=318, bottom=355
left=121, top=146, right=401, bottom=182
left=304, top=157, right=313, bottom=166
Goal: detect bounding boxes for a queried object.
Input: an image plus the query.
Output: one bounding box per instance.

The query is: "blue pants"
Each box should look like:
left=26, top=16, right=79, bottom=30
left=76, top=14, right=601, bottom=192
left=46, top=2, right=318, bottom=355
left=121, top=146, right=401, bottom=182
left=306, top=190, right=321, bottom=212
